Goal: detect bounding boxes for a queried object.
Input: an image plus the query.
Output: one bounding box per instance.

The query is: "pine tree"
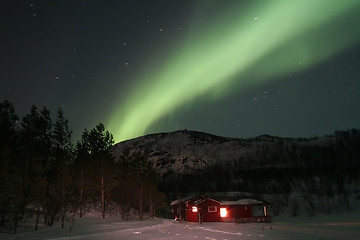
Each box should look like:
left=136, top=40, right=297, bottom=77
left=117, top=150, right=164, bottom=220
left=74, top=123, right=115, bottom=218
left=113, top=148, right=133, bottom=220
left=129, top=151, right=152, bottom=220
left=20, top=106, right=53, bottom=231
left=0, top=100, right=19, bottom=231
left=50, top=108, right=73, bottom=228
left=73, top=134, right=92, bottom=218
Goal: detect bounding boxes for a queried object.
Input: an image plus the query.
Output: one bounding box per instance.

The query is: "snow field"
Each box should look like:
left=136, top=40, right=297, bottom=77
left=1, top=213, right=359, bottom=240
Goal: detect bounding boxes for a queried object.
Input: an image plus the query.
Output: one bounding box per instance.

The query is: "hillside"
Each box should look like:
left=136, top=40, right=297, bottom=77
left=113, top=129, right=359, bottom=174
left=113, top=129, right=360, bottom=198
left=113, top=130, right=298, bottom=174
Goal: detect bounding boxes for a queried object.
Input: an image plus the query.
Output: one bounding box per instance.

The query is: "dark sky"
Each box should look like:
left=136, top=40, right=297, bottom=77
left=1, top=0, right=360, bottom=143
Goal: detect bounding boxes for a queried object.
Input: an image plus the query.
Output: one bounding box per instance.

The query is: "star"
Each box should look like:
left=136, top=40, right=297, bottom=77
left=0, top=0, right=358, bottom=142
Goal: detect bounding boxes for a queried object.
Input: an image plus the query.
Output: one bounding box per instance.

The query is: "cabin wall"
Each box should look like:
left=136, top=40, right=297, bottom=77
left=185, top=207, right=198, bottom=222
left=223, top=205, right=252, bottom=222
left=171, top=195, right=270, bottom=223
left=182, top=197, right=222, bottom=222
left=199, top=199, right=222, bottom=222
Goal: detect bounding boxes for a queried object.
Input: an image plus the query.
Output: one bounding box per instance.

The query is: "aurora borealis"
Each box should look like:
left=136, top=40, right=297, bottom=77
left=1, top=0, right=360, bottom=142
left=108, top=0, right=360, bottom=141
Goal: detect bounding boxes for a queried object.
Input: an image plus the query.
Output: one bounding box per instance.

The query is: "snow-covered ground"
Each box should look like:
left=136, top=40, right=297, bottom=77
left=1, top=213, right=359, bottom=240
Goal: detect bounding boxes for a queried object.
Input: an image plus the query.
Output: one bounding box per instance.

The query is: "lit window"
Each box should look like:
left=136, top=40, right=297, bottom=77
left=208, top=206, right=217, bottom=212
left=220, top=207, right=227, bottom=218
left=192, top=206, right=198, bottom=212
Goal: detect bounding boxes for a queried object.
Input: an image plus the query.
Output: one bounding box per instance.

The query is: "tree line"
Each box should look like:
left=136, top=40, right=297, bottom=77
left=0, top=100, right=165, bottom=234
left=159, top=129, right=360, bottom=216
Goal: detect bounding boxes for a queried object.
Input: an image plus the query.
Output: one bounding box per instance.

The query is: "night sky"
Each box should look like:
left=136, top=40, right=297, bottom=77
left=1, top=0, right=360, bottom=143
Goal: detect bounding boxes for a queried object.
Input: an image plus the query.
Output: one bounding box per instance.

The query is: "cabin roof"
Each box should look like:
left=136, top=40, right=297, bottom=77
left=170, top=196, right=194, bottom=206
left=170, top=194, right=221, bottom=206
left=170, top=194, right=269, bottom=206
left=220, top=198, right=265, bottom=206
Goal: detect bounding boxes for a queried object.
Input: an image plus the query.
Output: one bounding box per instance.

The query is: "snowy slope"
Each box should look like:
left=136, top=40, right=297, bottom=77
left=112, top=129, right=357, bottom=174
left=112, top=130, right=298, bottom=174
left=112, top=130, right=227, bottom=173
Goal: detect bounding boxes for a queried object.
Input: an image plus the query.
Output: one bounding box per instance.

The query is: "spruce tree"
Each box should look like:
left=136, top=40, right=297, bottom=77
left=20, top=106, right=53, bottom=230
left=74, top=123, right=115, bottom=218
left=51, top=108, right=74, bottom=228
left=0, top=100, right=19, bottom=231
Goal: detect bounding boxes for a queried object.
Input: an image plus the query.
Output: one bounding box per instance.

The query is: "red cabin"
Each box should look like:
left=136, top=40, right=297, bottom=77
left=170, top=194, right=271, bottom=223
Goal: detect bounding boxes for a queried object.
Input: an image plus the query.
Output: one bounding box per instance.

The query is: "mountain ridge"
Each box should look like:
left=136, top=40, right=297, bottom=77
left=112, top=129, right=356, bottom=175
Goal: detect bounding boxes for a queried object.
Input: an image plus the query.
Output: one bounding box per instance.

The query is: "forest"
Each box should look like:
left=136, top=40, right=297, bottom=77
left=0, top=100, right=165, bottom=234
left=158, top=129, right=360, bottom=217
left=2, top=99, right=360, bottom=233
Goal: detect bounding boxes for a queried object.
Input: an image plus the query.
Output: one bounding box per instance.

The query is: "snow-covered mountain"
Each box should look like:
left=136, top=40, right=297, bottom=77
left=112, top=129, right=360, bottom=205
left=112, top=129, right=322, bottom=174
left=113, top=130, right=224, bottom=173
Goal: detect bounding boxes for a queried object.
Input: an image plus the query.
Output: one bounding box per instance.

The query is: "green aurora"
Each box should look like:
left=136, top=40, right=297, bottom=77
left=108, top=0, right=360, bottom=142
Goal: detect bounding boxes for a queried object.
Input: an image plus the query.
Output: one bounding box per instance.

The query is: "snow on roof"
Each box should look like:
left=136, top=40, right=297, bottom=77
left=220, top=199, right=265, bottom=206
left=170, top=194, right=207, bottom=205
left=170, top=196, right=194, bottom=206
left=171, top=194, right=268, bottom=206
